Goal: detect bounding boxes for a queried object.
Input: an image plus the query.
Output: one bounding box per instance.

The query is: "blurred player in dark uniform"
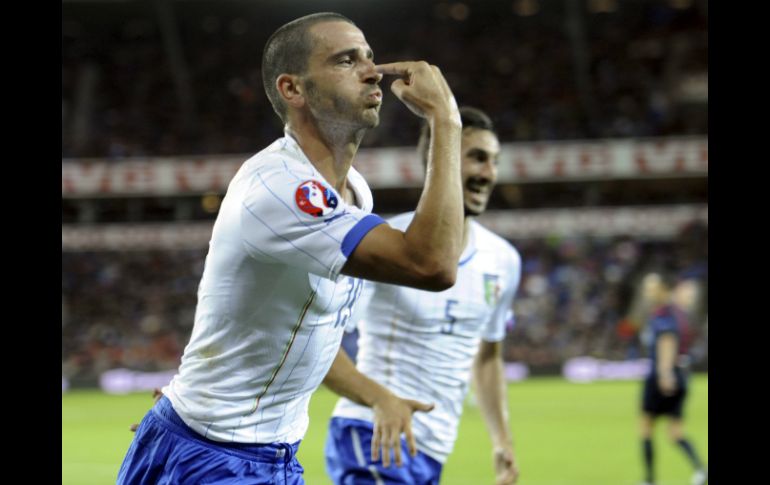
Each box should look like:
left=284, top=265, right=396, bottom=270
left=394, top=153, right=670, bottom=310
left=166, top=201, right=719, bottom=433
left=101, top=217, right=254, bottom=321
left=638, top=272, right=707, bottom=485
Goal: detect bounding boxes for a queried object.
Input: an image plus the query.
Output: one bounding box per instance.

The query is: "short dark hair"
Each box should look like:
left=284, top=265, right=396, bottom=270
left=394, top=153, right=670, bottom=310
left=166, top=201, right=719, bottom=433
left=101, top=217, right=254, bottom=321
left=261, top=13, right=356, bottom=123
left=417, top=106, right=496, bottom=166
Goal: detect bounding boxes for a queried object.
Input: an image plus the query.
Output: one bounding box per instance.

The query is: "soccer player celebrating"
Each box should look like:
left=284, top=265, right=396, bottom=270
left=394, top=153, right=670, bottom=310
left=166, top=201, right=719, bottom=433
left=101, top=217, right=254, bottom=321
left=638, top=272, right=707, bottom=485
left=323, top=107, right=521, bottom=485
left=118, top=12, right=465, bottom=484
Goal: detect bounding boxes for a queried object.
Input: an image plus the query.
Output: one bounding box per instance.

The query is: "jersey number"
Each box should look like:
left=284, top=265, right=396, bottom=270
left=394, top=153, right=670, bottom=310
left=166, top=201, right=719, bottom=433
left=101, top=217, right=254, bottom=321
left=441, top=299, right=459, bottom=334
left=334, top=277, right=363, bottom=328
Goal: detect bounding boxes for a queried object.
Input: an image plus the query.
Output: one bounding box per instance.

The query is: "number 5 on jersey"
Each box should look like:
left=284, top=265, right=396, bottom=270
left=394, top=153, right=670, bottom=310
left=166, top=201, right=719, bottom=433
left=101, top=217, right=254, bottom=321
left=441, top=299, right=459, bottom=334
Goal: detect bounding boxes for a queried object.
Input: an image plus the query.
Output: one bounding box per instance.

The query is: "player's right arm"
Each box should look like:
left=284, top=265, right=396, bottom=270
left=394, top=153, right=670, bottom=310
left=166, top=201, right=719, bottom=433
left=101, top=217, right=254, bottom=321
left=341, top=61, right=463, bottom=292
left=323, top=347, right=434, bottom=467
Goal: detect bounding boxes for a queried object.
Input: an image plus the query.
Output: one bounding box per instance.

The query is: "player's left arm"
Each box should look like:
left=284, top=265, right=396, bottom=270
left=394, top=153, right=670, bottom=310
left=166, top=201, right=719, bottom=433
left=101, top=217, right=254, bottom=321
left=472, top=248, right=521, bottom=484
left=473, top=340, right=519, bottom=485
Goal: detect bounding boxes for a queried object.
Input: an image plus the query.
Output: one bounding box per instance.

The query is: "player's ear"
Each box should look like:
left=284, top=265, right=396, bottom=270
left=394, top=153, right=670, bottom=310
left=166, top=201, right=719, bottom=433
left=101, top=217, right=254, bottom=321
left=276, top=74, right=305, bottom=110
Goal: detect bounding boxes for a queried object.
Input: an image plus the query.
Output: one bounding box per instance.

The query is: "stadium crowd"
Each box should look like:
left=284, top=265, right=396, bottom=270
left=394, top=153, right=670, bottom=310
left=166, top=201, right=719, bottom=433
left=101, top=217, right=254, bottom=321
left=62, top=0, right=707, bottom=383
left=62, top=222, right=707, bottom=382
left=62, top=0, right=707, bottom=159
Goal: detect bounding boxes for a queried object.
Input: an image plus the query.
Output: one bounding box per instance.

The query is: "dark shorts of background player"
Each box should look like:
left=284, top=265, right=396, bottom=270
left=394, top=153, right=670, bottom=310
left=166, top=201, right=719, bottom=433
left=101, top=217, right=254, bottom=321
left=641, top=369, right=689, bottom=418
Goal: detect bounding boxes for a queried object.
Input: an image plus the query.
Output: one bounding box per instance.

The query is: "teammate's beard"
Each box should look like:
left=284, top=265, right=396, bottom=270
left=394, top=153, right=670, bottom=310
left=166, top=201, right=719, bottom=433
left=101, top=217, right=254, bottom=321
left=464, top=204, right=482, bottom=218
left=464, top=176, right=491, bottom=218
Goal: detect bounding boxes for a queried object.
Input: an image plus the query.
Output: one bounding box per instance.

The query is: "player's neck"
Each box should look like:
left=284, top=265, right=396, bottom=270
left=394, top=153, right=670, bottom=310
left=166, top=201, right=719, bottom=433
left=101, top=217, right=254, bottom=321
left=287, top=118, right=365, bottom=194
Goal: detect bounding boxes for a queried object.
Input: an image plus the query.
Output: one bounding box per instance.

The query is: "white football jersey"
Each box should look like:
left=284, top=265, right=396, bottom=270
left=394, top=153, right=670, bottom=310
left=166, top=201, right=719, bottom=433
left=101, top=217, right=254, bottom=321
left=164, top=133, right=384, bottom=444
left=332, top=212, right=521, bottom=463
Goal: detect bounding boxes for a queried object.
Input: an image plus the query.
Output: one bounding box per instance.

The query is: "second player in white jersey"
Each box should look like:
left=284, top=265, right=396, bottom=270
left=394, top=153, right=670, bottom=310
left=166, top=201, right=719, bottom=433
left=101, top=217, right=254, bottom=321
left=332, top=211, right=521, bottom=463
left=324, top=106, right=522, bottom=485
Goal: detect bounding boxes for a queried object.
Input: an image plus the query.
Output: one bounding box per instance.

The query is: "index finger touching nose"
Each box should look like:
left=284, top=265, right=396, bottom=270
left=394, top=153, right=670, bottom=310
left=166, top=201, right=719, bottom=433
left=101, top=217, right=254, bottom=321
left=375, top=62, right=413, bottom=76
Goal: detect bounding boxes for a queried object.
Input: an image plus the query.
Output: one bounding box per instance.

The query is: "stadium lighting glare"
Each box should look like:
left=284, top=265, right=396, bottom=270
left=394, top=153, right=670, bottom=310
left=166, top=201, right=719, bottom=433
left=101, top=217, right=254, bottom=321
left=512, top=0, right=539, bottom=17
left=201, top=193, right=221, bottom=213
left=449, top=2, right=470, bottom=21
left=670, top=0, right=694, bottom=9
left=588, top=0, right=617, bottom=13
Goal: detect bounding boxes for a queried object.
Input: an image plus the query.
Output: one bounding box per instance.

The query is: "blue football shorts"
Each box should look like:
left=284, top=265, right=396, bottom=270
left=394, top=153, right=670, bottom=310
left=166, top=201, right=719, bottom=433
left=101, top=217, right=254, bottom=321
left=118, top=396, right=304, bottom=484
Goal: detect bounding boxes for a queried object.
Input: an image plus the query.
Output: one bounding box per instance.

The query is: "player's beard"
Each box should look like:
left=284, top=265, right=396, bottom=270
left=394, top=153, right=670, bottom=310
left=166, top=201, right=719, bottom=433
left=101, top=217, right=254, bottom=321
left=305, top=79, right=380, bottom=132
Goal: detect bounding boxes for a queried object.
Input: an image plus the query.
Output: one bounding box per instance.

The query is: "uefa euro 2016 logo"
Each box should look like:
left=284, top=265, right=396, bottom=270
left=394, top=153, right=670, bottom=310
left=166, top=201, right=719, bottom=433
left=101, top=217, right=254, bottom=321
left=295, top=180, right=339, bottom=218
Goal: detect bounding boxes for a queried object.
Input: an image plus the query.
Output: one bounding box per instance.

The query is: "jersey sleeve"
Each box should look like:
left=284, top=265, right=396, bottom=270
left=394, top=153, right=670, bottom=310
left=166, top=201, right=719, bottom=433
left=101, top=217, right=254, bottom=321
left=240, top=167, right=385, bottom=281
left=482, top=247, right=522, bottom=342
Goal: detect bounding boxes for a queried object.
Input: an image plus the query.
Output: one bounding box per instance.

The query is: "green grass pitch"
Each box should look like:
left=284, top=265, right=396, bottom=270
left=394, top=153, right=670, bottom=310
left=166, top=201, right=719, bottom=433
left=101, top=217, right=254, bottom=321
left=62, top=375, right=707, bottom=484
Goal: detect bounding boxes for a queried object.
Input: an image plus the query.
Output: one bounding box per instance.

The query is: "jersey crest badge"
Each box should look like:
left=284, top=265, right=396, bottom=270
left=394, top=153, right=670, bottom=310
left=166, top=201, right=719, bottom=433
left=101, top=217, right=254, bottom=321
left=295, top=180, right=339, bottom=218
left=483, top=274, right=501, bottom=306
